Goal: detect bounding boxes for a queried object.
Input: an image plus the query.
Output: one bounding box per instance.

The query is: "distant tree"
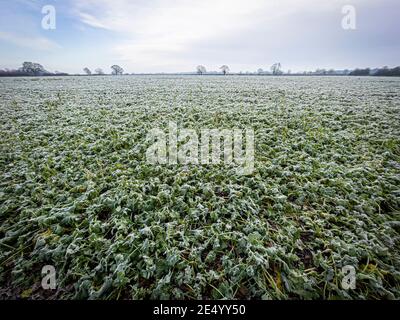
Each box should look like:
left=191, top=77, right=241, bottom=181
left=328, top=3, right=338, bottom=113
left=20, top=62, right=47, bottom=75
left=196, top=65, right=207, bottom=75
left=257, top=68, right=264, bottom=75
left=21, top=62, right=34, bottom=74
left=111, top=65, right=124, bottom=75
left=32, top=63, right=46, bottom=75
left=327, top=69, right=335, bottom=75
left=95, top=68, right=105, bottom=75
left=270, top=63, right=282, bottom=75
left=390, top=67, right=400, bottom=76
left=83, top=67, right=92, bottom=75
left=315, top=68, right=327, bottom=75
left=373, top=66, right=400, bottom=77
left=349, top=68, right=370, bottom=76
left=220, top=65, right=230, bottom=75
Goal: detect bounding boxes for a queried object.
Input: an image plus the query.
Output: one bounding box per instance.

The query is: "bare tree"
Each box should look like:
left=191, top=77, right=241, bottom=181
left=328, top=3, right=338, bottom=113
left=95, top=68, right=105, bottom=75
left=83, top=67, right=92, bottom=75
left=111, top=65, right=124, bottom=75
left=220, top=65, right=230, bottom=75
left=196, top=65, right=207, bottom=75
left=257, top=68, right=264, bottom=75
left=271, top=63, right=282, bottom=75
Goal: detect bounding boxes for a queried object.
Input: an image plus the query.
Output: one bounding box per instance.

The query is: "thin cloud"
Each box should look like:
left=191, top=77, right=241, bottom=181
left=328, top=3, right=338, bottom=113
left=77, top=12, right=111, bottom=30
left=0, top=31, right=61, bottom=51
left=71, top=0, right=281, bottom=70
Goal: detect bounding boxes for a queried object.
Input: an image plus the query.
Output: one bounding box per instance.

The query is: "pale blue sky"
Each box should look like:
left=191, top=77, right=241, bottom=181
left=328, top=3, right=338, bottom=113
left=0, top=0, right=399, bottom=73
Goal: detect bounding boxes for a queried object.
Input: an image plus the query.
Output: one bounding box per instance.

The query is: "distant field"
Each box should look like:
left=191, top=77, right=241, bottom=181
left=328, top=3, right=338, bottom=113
left=0, top=76, right=399, bottom=299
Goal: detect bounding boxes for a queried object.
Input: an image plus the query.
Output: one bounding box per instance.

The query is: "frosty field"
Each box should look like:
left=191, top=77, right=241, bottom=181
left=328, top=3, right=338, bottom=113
left=0, top=75, right=400, bottom=299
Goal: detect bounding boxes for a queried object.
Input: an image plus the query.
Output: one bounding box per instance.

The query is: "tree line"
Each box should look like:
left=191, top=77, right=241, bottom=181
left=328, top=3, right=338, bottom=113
left=1, top=62, right=400, bottom=77
left=83, top=65, right=124, bottom=76
left=349, top=66, right=400, bottom=76
left=196, top=63, right=283, bottom=75
left=0, top=62, right=68, bottom=77
left=0, top=62, right=126, bottom=77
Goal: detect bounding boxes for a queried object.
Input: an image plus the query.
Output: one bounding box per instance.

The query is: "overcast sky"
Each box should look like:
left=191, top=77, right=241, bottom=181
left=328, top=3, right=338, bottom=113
left=0, top=0, right=399, bottom=73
